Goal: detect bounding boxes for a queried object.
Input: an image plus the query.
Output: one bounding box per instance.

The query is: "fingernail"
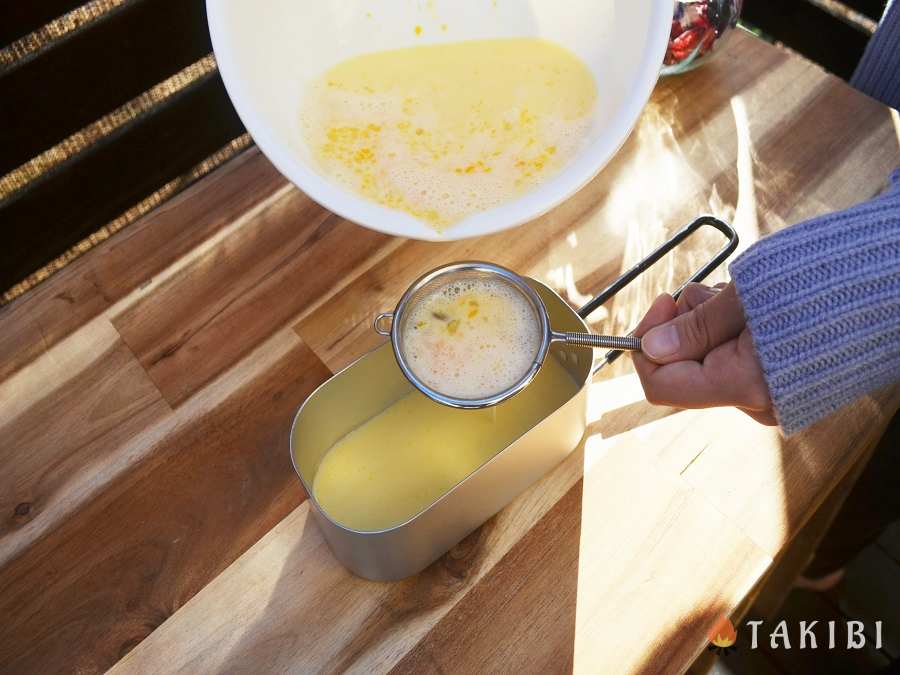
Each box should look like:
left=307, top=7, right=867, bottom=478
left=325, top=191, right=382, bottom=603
left=643, top=325, right=680, bottom=360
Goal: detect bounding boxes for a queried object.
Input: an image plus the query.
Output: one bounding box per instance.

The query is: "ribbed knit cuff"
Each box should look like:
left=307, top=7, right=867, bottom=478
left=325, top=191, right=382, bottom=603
left=851, top=0, right=900, bottom=109
left=730, top=169, right=900, bottom=434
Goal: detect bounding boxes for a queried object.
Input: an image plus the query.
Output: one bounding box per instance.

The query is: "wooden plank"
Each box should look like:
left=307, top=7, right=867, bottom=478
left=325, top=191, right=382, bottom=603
left=390, top=478, right=583, bottom=674
left=293, top=202, right=632, bottom=372
left=572, top=445, right=769, bottom=674
left=0, top=71, right=246, bottom=294
left=0, top=330, right=331, bottom=675
left=0, top=147, right=286, bottom=383
left=0, top=320, right=169, bottom=565
left=104, top=32, right=899, bottom=674
left=103, top=388, right=896, bottom=675
left=110, top=412, right=591, bottom=675
left=108, top=404, right=772, bottom=675
left=750, top=437, right=879, bottom=620
left=0, top=30, right=897, bottom=675
left=0, top=0, right=85, bottom=45
left=0, top=0, right=211, bottom=174
left=111, top=191, right=394, bottom=407
left=705, top=44, right=896, bottom=222
left=396, top=447, right=770, bottom=675
left=841, top=0, right=889, bottom=21
left=741, top=0, right=871, bottom=79
left=678, top=391, right=900, bottom=559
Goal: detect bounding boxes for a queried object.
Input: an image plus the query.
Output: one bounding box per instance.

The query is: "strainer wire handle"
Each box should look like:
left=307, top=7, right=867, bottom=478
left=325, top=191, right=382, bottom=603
left=374, top=312, right=394, bottom=336
left=567, top=333, right=641, bottom=351
left=552, top=331, right=642, bottom=351
left=578, top=215, right=739, bottom=370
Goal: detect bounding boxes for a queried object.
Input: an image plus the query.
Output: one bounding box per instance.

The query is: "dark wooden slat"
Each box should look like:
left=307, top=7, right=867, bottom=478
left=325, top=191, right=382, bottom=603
left=0, top=71, right=245, bottom=294
left=0, top=0, right=211, bottom=175
left=0, top=0, right=85, bottom=46
left=841, top=0, right=889, bottom=21
left=742, top=0, right=872, bottom=80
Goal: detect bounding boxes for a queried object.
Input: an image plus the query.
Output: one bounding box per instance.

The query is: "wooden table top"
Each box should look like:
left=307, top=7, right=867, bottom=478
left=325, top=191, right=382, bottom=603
left=2, top=31, right=899, bottom=675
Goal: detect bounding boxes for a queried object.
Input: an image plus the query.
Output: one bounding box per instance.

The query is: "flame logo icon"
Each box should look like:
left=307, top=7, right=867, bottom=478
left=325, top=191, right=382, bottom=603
left=707, top=615, right=737, bottom=655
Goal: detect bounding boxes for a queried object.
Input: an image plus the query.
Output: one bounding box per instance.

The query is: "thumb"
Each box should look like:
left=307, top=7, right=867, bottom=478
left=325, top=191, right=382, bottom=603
left=641, top=282, right=746, bottom=363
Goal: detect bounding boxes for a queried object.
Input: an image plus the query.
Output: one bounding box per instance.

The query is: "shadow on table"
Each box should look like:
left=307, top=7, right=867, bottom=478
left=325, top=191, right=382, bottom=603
left=212, top=398, right=892, bottom=674
left=221, top=75, right=898, bottom=672
left=218, top=453, right=584, bottom=673
left=633, top=604, right=731, bottom=675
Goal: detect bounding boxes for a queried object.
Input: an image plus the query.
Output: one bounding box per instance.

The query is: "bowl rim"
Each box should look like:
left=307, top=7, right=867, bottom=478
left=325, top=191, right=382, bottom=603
left=206, top=0, right=672, bottom=241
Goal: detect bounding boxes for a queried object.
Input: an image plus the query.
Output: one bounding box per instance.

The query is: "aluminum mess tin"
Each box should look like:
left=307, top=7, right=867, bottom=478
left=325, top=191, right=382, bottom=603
left=289, top=279, right=591, bottom=581
left=290, top=216, right=739, bottom=581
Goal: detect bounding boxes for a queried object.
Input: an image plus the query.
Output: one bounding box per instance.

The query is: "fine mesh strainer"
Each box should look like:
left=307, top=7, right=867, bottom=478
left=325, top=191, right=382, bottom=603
left=374, top=261, right=642, bottom=409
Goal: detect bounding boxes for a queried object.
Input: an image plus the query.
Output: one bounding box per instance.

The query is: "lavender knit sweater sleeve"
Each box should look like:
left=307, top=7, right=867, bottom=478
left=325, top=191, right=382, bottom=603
left=728, top=170, right=900, bottom=434
left=851, top=0, right=900, bottom=109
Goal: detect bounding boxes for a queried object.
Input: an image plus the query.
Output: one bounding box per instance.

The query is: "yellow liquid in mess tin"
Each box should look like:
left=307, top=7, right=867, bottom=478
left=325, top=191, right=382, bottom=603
left=313, top=354, right=579, bottom=531
left=300, top=38, right=598, bottom=230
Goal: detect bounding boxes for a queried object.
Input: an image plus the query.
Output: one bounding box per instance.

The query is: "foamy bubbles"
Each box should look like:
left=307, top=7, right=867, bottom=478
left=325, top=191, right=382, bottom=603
left=401, top=277, right=543, bottom=400
left=299, top=38, right=598, bottom=231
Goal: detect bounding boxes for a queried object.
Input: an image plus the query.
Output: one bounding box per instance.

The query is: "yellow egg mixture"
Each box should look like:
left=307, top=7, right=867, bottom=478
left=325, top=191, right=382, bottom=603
left=402, top=277, right=542, bottom=400
left=312, top=354, right=579, bottom=531
left=300, top=38, right=598, bottom=230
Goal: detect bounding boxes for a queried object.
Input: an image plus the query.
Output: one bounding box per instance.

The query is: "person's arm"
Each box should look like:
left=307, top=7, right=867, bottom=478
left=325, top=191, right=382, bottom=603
left=851, top=0, right=900, bottom=109
left=633, top=169, right=900, bottom=434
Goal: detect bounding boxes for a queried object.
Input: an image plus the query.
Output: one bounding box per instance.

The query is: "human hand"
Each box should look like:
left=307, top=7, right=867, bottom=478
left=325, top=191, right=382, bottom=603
left=631, top=282, right=777, bottom=426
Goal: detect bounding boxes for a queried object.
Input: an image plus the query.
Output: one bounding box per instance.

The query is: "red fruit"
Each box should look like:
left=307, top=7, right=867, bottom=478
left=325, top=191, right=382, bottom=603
left=671, top=20, right=684, bottom=38
left=698, top=27, right=716, bottom=55
left=672, top=26, right=703, bottom=52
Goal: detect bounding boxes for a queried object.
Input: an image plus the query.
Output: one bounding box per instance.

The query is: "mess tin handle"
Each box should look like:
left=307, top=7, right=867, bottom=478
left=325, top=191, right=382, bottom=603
left=577, top=215, right=739, bottom=369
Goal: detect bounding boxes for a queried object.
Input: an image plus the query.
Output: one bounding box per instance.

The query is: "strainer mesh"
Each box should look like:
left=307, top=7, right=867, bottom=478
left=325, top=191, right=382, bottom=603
left=393, top=266, right=545, bottom=403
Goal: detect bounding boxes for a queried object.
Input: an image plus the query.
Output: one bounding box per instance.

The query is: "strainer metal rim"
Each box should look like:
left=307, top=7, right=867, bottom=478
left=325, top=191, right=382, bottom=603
left=390, top=261, right=552, bottom=409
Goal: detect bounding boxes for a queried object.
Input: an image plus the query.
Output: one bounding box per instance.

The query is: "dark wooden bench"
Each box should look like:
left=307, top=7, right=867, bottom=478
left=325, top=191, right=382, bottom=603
left=0, top=0, right=246, bottom=298
left=741, top=0, right=885, bottom=79
left=0, top=0, right=888, bottom=302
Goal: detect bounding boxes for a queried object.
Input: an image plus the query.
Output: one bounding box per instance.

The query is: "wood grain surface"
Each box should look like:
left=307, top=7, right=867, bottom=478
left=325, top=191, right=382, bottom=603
left=0, top=148, right=287, bottom=383
left=1, top=31, right=899, bottom=675
left=0, top=71, right=247, bottom=293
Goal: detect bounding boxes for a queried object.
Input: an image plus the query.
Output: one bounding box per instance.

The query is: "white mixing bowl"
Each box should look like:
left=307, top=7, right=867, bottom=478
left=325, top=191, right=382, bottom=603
left=207, top=1, right=671, bottom=241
